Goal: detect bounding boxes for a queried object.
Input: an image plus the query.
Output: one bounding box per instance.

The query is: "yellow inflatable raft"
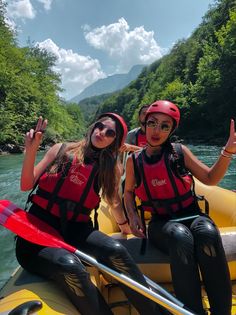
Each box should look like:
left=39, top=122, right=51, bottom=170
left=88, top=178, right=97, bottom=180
left=0, top=180, right=235, bottom=314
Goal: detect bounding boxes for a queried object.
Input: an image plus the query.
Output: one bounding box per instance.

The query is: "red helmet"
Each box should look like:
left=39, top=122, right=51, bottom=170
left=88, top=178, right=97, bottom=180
left=98, top=112, right=128, bottom=146
left=146, top=100, right=180, bottom=128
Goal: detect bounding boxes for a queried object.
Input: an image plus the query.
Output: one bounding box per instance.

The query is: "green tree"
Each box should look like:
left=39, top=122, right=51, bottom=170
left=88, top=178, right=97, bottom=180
left=0, top=1, right=85, bottom=146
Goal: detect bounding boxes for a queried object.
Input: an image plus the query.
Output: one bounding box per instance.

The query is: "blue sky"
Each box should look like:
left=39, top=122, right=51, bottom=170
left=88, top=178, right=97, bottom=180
left=5, top=0, right=215, bottom=100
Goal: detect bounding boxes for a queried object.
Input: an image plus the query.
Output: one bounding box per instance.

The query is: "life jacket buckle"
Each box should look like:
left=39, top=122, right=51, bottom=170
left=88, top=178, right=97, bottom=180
left=196, top=194, right=209, bottom=215
left=196, top=194, right=205, bottom=201
left=151, top=200, right=161, bottom=211
left=60, top=199, right=77, bottom=212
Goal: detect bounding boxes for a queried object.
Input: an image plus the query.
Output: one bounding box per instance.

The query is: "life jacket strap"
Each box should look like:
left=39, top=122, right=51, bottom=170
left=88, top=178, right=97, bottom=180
left=140, top=190, right=193, bottom=210
left=70, top=163, right=99, bottom=221
left=35, top=188, right=93, bottom=216
left=24, top=143, right=67, bottom=211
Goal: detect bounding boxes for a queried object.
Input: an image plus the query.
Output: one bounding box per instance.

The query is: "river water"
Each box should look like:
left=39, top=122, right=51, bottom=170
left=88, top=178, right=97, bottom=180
left=0, top=146, right=235, bottom=288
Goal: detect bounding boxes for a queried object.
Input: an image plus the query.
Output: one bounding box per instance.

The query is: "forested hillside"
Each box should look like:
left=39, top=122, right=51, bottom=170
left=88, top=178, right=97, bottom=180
left=0, top=1, right=85, bottom=151
left=1, top=0, right=235, bottom=150
left=96, top=0, right=236, bottom=143
left=77, top=93, right=114, bottom=124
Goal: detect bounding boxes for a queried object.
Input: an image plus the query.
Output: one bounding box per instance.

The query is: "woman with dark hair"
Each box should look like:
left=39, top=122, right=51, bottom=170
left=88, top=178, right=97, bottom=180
left=16, top=114, right=161, bottom=315
left=124, top=100, right=236, bottom=315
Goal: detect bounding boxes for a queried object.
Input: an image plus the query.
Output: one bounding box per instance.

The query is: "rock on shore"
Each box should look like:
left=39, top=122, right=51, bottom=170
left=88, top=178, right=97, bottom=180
left=0, top=144, right=24, bottom=155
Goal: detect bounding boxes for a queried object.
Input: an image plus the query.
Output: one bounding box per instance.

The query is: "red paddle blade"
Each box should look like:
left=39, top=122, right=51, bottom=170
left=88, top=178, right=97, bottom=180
left=0, top=199, right=76, bottom=253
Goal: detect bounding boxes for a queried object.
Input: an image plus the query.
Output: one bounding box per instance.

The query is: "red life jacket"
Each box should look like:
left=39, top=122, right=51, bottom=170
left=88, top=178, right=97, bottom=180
left=32, top=155, right=100, bottom=223
left=133, top=147, right=195, bottom=216
left=136, top=129, right=147, bottom=147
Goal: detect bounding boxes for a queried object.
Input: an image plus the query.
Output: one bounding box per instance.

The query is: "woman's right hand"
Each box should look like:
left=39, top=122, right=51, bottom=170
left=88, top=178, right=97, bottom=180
left=224, top=119, right=236, bottom=154
left=25, top=117, right=48, bottom=152
left=128, top=212, right=146, bottom=238
left=120, top=143, right=141, bottom=153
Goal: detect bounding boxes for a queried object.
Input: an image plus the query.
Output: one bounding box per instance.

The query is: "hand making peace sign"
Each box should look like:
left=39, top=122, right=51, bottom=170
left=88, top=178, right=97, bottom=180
left=224, top=119, right=236, bottom=155
left=24, top=116, right=48, bottom=152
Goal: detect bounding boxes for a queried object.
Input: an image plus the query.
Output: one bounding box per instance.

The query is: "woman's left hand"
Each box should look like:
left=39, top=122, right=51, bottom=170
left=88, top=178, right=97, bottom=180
left=224, top=119, right=236, bottom=154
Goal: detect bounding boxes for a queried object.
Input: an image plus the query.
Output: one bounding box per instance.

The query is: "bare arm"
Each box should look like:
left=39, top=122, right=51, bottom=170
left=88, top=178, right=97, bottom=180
left=183, top=119, right=236, bottom=185
left=106, top=166, right=131, bottom=234
left=124, top=156, right=145, bottom=238
left=109, top=190, right=131, bottom=234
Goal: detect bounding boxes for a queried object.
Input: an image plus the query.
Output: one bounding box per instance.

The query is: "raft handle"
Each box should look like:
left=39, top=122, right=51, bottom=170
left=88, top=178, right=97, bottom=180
left=8, top=300, right=42, bottom=315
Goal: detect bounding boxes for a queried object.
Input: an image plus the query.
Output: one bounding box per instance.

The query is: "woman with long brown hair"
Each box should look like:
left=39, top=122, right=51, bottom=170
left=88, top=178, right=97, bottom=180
left=16, top=113, right=161, bottom=315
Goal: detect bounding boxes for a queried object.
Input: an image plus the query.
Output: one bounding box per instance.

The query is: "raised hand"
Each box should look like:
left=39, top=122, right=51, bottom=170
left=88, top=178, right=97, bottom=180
left=24, top=116, right=48, bottom=152
left=224, top=119, right=236, bottom=154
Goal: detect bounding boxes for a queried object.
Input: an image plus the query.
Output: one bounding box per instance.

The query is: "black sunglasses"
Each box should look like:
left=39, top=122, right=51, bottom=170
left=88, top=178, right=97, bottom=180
left=146, top=120, right=172, bottom=132
left=94, top=121, right=116, bottom=138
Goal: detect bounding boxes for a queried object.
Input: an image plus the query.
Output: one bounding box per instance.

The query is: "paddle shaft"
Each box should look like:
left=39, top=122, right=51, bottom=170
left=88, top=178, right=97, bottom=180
left=144, top=275, right=182, bottom=307
left=0, top=200, right=195, bottom=315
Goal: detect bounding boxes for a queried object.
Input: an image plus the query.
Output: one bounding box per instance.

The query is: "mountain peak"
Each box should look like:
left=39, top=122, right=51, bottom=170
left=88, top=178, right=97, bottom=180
left=70, top=64, right=145, bottom=103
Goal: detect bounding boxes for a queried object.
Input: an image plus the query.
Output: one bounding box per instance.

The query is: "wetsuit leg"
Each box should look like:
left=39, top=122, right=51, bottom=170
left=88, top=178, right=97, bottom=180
left=15, top=237, right=112, bottom=315
left=80, top=230, right=164, bottom=315
left=148, top=219, right=205, bottom=315
left=190, top=216, right=232, bottom=315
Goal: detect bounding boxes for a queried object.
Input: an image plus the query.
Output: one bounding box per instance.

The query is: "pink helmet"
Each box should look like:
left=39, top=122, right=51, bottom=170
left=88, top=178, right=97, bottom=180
left=146, top=100, right=180, bottom=128
left=98, top=112, right=128, bottom=146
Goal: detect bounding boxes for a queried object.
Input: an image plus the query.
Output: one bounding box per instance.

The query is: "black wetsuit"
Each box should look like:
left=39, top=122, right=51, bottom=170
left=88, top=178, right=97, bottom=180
left=16, top=204, right=162, bottom=315
left=148, top=214, right=232, bottom=315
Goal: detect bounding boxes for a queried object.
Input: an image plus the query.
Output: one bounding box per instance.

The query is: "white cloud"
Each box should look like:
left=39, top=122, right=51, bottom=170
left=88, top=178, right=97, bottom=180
left=6, top=0, right=36, bottom=19
left=84, top=18, right=162, bottom=73
left=6, top=0, right=54, bottom=21
left=37, top=0, right=53, bottom=11
left=37, top=39, right=106, bottom=100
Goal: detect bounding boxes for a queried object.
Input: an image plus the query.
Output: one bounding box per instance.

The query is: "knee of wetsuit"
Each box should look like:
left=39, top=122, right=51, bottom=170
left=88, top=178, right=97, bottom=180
left=165, top=222, right=193, bottom=246
left=191, top=217, right=221, bottom=257
left=56, top=253, right=86, bottom=273
left=191, top=217, right=218, bottom=238
left=165, top=222, right=195, bottom=264
left=99, top=239, right=130, bottom=262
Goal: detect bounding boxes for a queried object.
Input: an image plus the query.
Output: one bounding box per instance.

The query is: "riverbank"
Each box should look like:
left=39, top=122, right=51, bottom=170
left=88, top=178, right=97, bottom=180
left=0, top=137, right=225, bottom=155
left=0, top=144, right=24, bottom=155
left=0, top=144, right=48, bottom=155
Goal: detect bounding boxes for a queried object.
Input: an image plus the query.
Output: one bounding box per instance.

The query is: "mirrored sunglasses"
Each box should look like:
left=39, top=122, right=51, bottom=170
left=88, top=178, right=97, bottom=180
left=94, top=121, right=116, bottom=138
